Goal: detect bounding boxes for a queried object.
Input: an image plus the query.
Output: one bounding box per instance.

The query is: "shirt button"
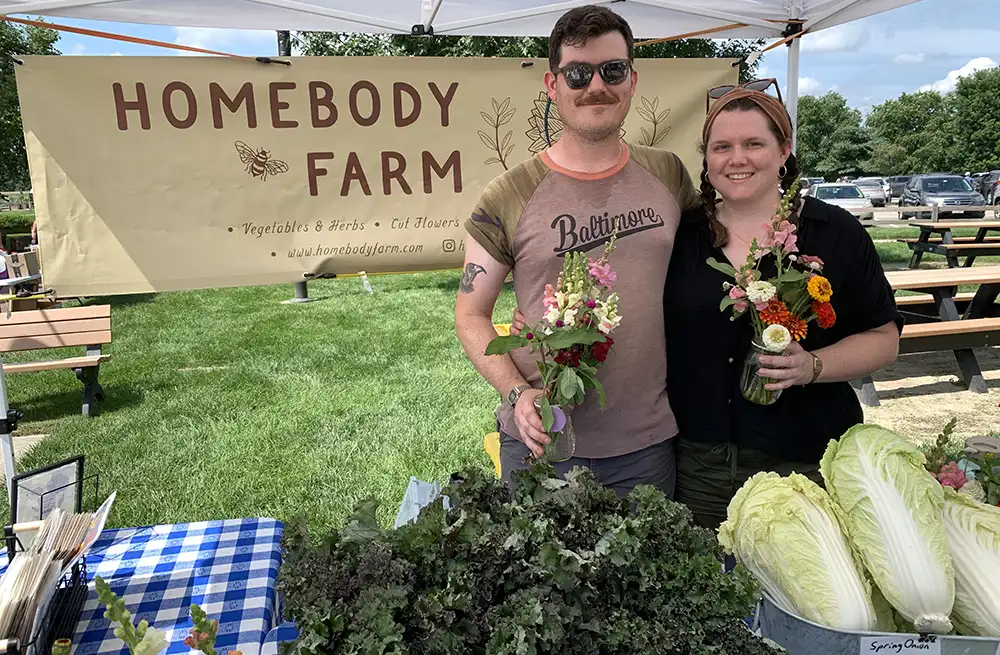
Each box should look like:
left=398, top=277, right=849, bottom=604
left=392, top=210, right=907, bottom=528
left=728, top=357, right=734, bottom=363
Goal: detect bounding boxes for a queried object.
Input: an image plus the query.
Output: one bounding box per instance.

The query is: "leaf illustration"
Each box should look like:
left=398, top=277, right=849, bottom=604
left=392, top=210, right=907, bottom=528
left=641, top=96, right=655, bottom=113
left=499, top=97, right=511, bottom=114
left=501, top=131, right=512, bottom=150
left=636, top=106, right=654, bottom=123
left=503, top=144, right=515, bottom=158
left=499, top=108, right=516, bottom=126
left=478, top=130, right=497, bottom=150
left=652, top=125, right=671, bottom=147
left=640, top=127, right=651, bottom=146
left=492, top=98, right=500, bottom=113
left=485, top=157, right=500, bottom=165
left=657, top=108, right=671, bottom=122
left=481, top=111, right=497, bottom=128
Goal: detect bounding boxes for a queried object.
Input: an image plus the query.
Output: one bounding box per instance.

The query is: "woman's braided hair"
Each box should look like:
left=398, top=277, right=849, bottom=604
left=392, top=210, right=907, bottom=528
left=698, top=97, right=802, bottom=248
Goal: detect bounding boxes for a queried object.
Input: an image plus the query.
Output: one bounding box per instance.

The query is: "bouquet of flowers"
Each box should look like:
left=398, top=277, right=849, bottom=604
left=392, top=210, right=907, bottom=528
left=707, top=179, right=837, bottom=405
left=486, top=235, right=622, bottom=461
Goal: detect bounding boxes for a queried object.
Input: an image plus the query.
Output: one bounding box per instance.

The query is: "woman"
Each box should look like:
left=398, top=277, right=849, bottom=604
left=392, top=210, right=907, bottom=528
left=662, top=84, right=902, bottom=529
left=509, top=83, right=903, bottom=530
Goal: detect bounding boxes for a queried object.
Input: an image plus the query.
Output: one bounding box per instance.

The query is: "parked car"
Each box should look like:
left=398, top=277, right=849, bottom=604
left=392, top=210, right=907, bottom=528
left=807, top=183, right=873, bottom=219
left=853, top=177, right=888, bottom=207
left=979, top=170, right=1000, bottom=205
left=887, top=175, right=912, bottom=199
left=799, top=176, right=826, bottom=196
left=898, top=174, right=986, bottom=218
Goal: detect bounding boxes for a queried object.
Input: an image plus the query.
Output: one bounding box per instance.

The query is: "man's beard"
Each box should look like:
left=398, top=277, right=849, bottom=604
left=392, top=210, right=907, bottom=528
left=562, top=92, right=629, bottom=143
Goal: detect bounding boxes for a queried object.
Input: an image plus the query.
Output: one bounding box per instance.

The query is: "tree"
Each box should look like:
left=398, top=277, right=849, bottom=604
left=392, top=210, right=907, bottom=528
left=292, top=33, right=765, bottom=82
left=863, top=91, right=958, bottom=175
left=795, top=92, right=870, bottom=179
left=0, top=20, right=60, bottom=190
left=951, top=66, right=1000, bottom=172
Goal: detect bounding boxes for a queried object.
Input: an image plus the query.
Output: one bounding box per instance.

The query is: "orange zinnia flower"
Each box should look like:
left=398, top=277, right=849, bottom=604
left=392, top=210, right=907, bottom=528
left=785, top=316, right=809, bottom=341
left=759, top=299, right=791, bottom=325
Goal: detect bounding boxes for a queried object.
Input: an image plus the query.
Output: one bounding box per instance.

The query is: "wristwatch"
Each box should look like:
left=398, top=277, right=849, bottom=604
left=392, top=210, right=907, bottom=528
left=508, top=384, right=532, bottom=407
left=809, top=353, right=824, bottom=384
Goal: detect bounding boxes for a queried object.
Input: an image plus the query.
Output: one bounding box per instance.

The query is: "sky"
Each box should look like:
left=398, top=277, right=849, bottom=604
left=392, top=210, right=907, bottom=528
left=14, top=0, right=1000, bottom=119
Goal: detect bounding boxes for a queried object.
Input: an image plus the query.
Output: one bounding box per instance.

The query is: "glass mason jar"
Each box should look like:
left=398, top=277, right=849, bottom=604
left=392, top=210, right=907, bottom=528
left=740, top=340, right=783, bottom=406
left=534, top=396, right=576, bottom=462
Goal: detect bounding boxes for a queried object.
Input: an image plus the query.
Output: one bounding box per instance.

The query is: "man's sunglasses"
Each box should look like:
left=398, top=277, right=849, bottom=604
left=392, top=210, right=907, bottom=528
left=706, top=78, right=782, bottom=113
left=553, top=59, right=632, bottom=90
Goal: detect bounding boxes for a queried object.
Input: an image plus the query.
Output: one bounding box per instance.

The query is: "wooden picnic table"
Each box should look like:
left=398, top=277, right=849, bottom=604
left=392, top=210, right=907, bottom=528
left=852, top=265, right=1000, bottom=406
left=904, top=220, right=1000, bottom=269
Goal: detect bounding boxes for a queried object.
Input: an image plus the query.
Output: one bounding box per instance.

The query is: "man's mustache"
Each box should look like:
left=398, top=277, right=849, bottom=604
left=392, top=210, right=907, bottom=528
left=577, top=94, right=617, bottom=106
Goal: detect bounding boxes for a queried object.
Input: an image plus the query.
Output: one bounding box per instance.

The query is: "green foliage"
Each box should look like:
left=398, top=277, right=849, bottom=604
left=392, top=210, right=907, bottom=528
left=864, top=91, right=959, bottom=175
left=291, top=32, right=764, bottom=81
left=277, top=463, right=772, bottom=655
left=0, top=211, right=34, bottom=233
left=0, top=20, right=59, bottom=191
left=796, top=92, right=870, bottom=179
left=951, top=67, right=1000, bottom=173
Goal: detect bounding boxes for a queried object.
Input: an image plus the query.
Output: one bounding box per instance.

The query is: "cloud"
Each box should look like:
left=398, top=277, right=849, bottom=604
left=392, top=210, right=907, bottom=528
left=895, top=53, right=925, bottom=64
left=68, top=43, right=86, bottom=55
left=919, top=57, right=999, bottom=93
left=798, top=77, right=822, bottom=95
left=801, top=24, right=867, bottom=53
left=173, top=26, right=276, bottom=56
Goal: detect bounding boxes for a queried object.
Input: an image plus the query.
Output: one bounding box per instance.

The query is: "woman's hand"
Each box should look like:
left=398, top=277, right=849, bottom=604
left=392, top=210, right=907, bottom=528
left=510, top=307, right=526, bottom=336
left=756, top=341, right=817, bottom=390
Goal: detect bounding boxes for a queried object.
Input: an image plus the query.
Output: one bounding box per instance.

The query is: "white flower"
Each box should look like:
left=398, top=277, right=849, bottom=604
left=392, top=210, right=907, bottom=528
left=958, top=479, right=986, bottom=503
left=562, top=308, right=577, bottom=327
left=808, top=262, right=822, bottom=271
left=599, top=319, right=614, bottom=334
left=566, top=292, right=583, bottom=309
left=133, top=627, right=167, bottom=655
left=544, top=308, right=560, bottom=325
left=761, top=324, right=791, bottom=353
left=555, top=291, right=567, bottom=309
left=746, top=281, right=776, bottom=304
left=590, top=286, right=601, bottom=300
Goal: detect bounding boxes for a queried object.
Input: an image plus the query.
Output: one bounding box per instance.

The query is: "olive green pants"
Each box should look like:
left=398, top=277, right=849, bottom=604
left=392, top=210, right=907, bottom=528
left=674, top=439, right=824, bottom=531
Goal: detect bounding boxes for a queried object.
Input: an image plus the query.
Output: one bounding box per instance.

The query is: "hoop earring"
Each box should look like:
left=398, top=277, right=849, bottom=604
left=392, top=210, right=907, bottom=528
left=778, top=165, right=788, bottom=178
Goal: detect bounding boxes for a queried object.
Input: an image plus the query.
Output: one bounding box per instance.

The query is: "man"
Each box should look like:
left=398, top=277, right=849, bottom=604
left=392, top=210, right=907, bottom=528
left=454, top=5, right=699, bottom=497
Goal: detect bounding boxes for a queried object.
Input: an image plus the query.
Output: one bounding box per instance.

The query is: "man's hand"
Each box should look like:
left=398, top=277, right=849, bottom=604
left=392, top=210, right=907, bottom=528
left=513, top=388, right=550, bottom=457
left=510, top=307, right=526, bottom=335
left=756, top=341, right=816, bottom=390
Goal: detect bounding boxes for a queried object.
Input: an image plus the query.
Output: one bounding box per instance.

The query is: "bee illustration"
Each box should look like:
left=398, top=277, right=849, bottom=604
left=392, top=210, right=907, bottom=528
left=235, top=140, right=289, bottom=182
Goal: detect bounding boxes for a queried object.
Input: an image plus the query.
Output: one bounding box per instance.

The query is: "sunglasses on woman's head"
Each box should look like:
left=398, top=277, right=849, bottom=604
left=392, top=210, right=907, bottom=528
left=553, top=59, right=632, bottom=90
left=705, top=78, right=782, bottom=112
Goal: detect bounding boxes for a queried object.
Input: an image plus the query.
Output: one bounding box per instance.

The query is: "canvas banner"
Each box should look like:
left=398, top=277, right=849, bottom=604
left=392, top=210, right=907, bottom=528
left=16, top=55, right=737, bottom=297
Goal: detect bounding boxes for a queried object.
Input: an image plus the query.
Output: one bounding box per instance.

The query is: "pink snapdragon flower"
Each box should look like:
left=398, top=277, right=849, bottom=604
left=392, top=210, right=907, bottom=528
left=589, top=261, right=616, bottom=288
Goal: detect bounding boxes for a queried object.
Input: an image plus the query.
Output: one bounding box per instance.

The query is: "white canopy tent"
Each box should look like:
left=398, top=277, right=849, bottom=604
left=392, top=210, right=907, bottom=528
left=1, top=0, right=924, bottom=148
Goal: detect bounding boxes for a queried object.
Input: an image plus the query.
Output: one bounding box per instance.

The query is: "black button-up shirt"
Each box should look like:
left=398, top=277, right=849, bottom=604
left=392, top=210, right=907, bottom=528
left=664, top=196, right=904, bottom=464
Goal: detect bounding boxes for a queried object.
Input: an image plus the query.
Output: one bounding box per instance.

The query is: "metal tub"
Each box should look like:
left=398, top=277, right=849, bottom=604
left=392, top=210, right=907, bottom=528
left=755, top=595, right=1000, bottom=655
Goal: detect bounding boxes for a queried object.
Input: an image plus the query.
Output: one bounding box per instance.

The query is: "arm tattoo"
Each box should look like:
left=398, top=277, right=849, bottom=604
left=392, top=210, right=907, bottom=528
left=460, top=263, right=486, bottom=293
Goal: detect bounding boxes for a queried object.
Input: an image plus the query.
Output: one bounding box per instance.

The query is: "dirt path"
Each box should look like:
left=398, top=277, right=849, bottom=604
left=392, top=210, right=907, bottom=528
left=864, top=346, right=999, bottom=443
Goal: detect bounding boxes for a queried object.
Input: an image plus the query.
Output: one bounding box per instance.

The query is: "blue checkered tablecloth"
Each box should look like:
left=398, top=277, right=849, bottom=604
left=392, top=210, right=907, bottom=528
left=2, top=517, right=284, bottom=655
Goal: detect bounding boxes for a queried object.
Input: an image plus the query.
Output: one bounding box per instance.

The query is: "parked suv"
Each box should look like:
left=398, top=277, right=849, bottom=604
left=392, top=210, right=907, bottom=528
left=888, top=175, right=912, bottom=199
left=899, top=174, right=986, bottom=218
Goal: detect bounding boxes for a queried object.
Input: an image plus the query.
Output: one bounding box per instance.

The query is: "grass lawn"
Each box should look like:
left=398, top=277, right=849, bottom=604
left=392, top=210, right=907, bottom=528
left=1, top=273, right=515, bottom=534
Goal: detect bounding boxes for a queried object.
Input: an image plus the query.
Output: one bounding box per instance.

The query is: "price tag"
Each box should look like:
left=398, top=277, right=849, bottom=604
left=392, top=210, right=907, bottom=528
left=860, top=635, right=941, bottom=654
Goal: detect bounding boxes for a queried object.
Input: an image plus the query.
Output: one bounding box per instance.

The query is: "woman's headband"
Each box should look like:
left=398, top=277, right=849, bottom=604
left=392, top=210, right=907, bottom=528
left=702, top=87, right=793, bottom=146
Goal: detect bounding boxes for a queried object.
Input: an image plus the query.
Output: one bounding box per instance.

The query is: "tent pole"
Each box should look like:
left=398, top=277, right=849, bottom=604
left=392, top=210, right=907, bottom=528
left=786, top=35, right=800, bottom=155
left=275, top=29, right=316, bottom=305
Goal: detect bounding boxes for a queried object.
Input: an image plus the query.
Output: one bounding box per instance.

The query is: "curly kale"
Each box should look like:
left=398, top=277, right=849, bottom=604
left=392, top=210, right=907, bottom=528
left=277, top=462, right=776, bottom=655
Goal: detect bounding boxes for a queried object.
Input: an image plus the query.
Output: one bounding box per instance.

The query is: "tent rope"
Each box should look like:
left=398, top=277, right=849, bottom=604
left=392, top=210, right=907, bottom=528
left=2, top=15, right=290, bottom=64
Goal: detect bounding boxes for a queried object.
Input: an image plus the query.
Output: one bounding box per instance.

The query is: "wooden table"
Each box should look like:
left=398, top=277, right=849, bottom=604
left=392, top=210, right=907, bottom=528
left=905, top=220, right=1000, bottom=269
left=852, top=265, right=1000, bottom=406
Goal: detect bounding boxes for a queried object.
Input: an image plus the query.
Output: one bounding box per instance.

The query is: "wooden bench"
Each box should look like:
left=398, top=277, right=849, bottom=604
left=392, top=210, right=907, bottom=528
left=897, top=236, right=1000, bottom=244
left=898, top=317, right=1000, bottom=353
left=0, top=305, right=112, bottom=417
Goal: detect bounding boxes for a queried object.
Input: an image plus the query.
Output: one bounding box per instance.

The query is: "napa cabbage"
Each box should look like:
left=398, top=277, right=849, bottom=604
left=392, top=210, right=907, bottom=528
left=820, top=424, right=955, bottom=635
left=940, top=486, right=1000, bottom=637
left=718, top=471, right=892, bottom=632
